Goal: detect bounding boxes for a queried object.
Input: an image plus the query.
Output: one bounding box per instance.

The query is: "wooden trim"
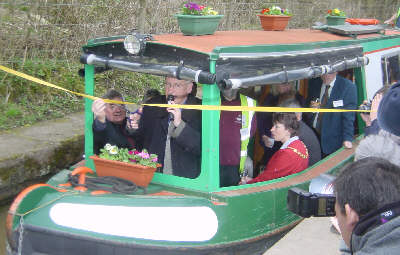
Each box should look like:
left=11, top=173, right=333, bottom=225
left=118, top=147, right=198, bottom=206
left=214, top=144, right=356, bottom=197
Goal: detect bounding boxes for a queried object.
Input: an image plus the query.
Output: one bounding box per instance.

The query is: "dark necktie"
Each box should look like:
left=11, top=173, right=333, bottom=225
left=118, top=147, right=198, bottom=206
left=321, top=85, right=330, bottom=107
left=316, top=85, right=330, bottom=133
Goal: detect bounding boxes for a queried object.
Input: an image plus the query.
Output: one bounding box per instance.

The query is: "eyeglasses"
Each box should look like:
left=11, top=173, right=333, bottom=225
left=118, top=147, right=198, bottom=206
left=165, top=82, right=190, bottom=89
left=107, top=104, right=126, bottom=111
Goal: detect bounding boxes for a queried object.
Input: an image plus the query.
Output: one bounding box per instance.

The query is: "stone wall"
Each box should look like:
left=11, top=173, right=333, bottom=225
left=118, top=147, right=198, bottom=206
left=0, top=112, right=85, bottom=203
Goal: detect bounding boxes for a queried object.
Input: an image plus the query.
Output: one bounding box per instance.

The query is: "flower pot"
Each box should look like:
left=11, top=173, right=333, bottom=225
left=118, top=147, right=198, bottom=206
left=257, top=15, right=291, bottom=31
left=90, top=155, right=157, bottom=188
left=326, top=15, right=347, bottom=26
left=175, top=14, right=223, bottom=36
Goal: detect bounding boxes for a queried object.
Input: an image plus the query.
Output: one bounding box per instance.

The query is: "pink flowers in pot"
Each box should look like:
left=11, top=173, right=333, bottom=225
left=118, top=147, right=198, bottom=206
left=181, top=2, right=219, bottom=16
left=99, top=144, right=159, bottom=168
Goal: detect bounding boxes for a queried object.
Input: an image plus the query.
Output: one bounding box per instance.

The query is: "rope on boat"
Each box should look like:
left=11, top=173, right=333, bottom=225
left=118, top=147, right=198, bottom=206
left=10, top=191, right=80, bottom=218
left=68, top=174, right=138, bottom=194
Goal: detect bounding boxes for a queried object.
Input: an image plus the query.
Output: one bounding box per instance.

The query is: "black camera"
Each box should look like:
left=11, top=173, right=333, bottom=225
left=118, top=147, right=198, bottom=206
left=287, top=187, right=336, bottom=217
left=358, top=101, right=372, bottom=113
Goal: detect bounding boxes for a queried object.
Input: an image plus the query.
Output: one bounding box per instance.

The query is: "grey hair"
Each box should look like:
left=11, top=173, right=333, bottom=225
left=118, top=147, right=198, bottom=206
left=270, top=81, right=296, bottom=96
left=279, top=98, right=302, bottom=117
left=355, top=134, right=400, bottom=167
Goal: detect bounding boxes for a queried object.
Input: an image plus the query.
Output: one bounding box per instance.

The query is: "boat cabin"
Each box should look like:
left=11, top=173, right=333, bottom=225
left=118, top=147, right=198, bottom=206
left=81, top=27, right=400, bottom=192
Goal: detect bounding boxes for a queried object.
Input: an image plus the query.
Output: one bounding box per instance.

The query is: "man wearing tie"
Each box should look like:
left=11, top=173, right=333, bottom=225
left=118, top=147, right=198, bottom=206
left=306, top=72, right=357, bottom=156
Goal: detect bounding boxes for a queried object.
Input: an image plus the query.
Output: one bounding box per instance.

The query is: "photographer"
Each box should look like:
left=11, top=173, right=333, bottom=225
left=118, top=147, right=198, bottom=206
left=92, top=89, right=138, bottom=154
left=359, top=85, right=390, bottom=137
left=334, top=157, right=400, bottom=254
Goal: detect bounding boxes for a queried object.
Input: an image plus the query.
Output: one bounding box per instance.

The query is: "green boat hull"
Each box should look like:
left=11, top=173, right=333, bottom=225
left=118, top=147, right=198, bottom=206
left=7, top=147, right=353, bottom=255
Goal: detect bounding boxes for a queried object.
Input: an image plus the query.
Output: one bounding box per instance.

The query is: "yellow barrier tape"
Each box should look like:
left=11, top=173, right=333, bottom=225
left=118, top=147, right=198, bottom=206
left=144, top=104, right=371, bottom=113
left=0, top=64, right=372, bottom=113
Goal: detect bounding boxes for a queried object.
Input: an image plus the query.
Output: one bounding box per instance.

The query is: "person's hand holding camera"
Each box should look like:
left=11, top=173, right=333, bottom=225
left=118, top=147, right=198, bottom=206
left=92, top=99, right=106, bottom=123
left=370, top=93, right=382, bottom=123
left=127, top=108, right=142, bottom=130
left=359, top=100, right=372, bottom=126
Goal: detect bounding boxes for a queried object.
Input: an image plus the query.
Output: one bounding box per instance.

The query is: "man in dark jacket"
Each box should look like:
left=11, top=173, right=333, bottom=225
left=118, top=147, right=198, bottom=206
left=128, top=77, right=201, bottom=179
left=92, top=89, right=137, bottom=154
left=334, top=157, right=400, bottom=254
left=307, top=72, right=357, bottom=156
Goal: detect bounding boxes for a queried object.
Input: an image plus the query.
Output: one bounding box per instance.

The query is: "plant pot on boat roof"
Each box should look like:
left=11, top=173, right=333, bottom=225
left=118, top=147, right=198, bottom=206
left=175, top=2, right=223, bottom=36
left=90, top=144, right=160, bottom=188
left=257, top=5, right=292, bottom=31
left=326, top=8, right=347, bottom=26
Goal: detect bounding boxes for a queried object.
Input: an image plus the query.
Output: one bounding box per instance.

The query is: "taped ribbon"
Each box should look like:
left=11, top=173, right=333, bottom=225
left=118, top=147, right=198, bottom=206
left=0, top=64, right=372, bottom=114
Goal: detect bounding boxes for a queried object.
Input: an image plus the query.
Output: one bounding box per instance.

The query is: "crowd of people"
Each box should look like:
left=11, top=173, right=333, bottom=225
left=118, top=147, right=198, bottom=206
left=91, top=71, right=361, bottom=186
left=92, top=70, right=400, bottom=253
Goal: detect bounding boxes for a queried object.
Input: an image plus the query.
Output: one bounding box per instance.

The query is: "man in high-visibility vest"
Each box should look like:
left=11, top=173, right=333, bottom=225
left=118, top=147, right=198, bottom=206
left=384, top=7, right=400, bottom=28
left=219, top=89, right=257, bottom=187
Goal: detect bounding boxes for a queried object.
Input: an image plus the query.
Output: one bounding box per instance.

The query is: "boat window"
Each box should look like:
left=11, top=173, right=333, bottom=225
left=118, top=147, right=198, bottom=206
left=381, top=54, right=400, bottom=85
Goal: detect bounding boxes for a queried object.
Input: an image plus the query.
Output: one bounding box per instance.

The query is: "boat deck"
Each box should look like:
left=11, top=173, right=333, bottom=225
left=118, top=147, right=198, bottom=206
left=152, top=29, right=400, bottom=54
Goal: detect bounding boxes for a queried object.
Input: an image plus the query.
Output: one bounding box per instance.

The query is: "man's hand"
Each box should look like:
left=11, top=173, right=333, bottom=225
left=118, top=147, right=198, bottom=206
left=360, top=100, right=371, bottom=126
left=127, top=107, right=142, bottom=130
left=370, top=93, right=382, bottom=123
left=92, top=99, right=106, bottom=123
left=343, top=141, right=353, bottom=149
left=167, top=107, right=182, bottom=127
left=128, top=113, right=141, bottom=129
left=310, top=100, right=321, bottom=109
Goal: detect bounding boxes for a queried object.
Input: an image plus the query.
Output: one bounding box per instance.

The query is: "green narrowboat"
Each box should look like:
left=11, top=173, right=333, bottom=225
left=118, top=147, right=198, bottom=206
left=6, top=26, right=400, bottom=255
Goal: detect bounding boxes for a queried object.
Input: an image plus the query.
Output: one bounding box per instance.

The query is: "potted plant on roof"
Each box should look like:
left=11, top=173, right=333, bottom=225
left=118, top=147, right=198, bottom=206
left=90, top=144, right=160, bottom=188
left=326, top=8, right=347, bottom=26
left=175, top=2, right=223, bottom=36
left=257, top=5, right=292, bottom=31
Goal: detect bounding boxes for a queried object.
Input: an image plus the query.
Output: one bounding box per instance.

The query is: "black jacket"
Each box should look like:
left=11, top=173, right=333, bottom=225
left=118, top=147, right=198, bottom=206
left=133, top=95, right=202, bottom=178
left=93, top=118, right=136, bottom=154
left=299, top=121, right=321, bottom=166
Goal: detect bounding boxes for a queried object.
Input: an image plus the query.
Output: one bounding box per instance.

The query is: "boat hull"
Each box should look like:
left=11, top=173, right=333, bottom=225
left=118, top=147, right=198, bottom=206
left=7, top=221, right=296, bottom=255
left=6, top=142, right=355, bottom=255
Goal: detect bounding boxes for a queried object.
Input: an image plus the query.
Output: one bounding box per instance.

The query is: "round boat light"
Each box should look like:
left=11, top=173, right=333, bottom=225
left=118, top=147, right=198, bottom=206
left=124, top=34, right=142, bottom=55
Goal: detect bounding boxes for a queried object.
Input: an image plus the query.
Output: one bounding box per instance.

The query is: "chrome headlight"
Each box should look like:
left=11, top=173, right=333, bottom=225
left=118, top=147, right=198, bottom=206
left=124, top=34, right=141, bottom=55
left=123, top=32, right=153, bottom=55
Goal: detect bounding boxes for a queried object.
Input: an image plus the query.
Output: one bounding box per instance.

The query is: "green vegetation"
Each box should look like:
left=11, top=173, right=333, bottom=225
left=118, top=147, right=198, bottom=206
left=0, top=59, right=163, bottom=131
left=1, top=0, right=397, bottom=131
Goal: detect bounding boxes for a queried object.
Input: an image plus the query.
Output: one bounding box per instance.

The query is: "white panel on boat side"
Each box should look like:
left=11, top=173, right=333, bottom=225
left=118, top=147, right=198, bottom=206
left=49, top=203, right=219, bottom=242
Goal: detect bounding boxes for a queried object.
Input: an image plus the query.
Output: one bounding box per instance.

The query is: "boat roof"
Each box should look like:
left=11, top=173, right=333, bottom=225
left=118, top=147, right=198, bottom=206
left=81, top=28, right=400, bottom=86
left=150, top=29, right=400, bottom=54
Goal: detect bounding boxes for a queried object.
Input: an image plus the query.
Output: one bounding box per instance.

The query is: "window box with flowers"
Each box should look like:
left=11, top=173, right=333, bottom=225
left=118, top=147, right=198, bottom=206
left=90, top=144, right=160, bottom=188
left=257, top=5, right=292, bottom=31
left=175, top=2, right=223, bottom=36
left=326, top=8, right=347, bottom=26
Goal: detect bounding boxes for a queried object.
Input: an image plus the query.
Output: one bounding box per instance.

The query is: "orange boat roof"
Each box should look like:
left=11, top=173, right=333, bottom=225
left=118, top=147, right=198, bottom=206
left=152, top=29, right=400, bottom=54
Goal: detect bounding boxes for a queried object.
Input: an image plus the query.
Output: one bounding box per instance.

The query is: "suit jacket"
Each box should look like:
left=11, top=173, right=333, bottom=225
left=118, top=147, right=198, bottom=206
left=299, top=121, right=321, bottom=166
left=307, top=75, right=357, bottom=155
left=132, top=94, right=202, bottom=179
left=93, top=118, right=136, bottom=154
